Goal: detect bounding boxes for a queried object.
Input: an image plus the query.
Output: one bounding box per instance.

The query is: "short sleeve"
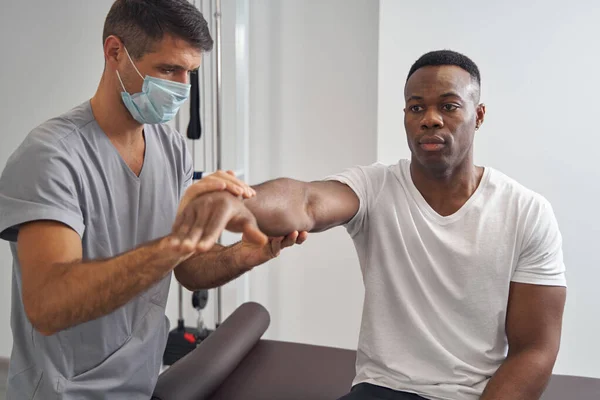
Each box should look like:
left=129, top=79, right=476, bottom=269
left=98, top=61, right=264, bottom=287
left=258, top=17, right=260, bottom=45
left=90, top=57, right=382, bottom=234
left=324, top=163, right=387, bottom=237
left=512, top=198, right=566, bottom=287
left=0, top=138, right=85, bottom=242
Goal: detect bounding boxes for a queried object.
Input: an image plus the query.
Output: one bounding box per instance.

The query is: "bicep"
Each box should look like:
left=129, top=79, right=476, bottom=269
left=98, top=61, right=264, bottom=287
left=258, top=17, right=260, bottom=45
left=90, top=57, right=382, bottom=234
left=506, top=282, right=566, bottom=356
left=306, top=181, right=359, bottom=232
left=17, top=221, right=83, bottom=308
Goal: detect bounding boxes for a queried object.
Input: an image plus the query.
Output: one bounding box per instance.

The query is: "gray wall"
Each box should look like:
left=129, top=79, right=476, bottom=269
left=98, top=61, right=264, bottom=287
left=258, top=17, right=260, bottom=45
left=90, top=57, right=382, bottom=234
left=0, top=0, right=116, bottom=358
left=246, top=0, right=379, bottom=348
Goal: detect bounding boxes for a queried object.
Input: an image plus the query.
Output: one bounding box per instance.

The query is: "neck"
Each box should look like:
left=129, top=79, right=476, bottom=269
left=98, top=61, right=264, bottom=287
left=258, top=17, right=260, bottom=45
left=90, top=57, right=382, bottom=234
left=90, top=72, right=144, bottom=146
left=409, top=155, right=484, bottom=216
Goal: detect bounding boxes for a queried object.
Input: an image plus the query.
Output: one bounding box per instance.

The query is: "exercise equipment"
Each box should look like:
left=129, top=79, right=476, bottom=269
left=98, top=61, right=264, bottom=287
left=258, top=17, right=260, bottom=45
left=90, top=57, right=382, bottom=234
left=163, top=36, right=213, bottom=365
left=162, top=288, right=211, bottom=366
left=153, top=302, right=600, bottom=400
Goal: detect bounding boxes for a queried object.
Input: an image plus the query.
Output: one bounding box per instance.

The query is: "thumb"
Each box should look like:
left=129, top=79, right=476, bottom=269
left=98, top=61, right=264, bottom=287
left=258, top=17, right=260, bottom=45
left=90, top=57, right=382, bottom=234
left=241, top=222, right=268, bottom=246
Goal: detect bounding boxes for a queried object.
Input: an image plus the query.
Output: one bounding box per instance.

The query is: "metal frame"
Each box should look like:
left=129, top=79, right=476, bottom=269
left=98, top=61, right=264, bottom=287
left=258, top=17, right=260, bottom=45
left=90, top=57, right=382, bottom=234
left=180, top=0, right=251, bottom=328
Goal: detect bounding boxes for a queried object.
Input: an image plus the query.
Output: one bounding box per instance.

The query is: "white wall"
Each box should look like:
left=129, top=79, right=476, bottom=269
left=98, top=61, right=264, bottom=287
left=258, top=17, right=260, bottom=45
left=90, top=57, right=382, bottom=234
left=245, top=0, right=380, bottom=348
left=378, top=0, right=600, bottom=378
left=0, top=0, right=117, bottom=359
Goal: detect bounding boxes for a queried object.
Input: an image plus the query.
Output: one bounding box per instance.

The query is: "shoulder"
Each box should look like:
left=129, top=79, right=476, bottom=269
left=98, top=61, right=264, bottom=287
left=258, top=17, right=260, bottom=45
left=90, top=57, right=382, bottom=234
left=323, top=160, right=405, bottom=207
left=6, top=103, right=97, bottom=170
left=21, top=101, right=95, bottom=152
left=487, top=168, right=549, bottom=206
left=485, top=167, right=556, bottom=227
left=0, top=103, right=102, bottom=196
left=329, top=159, right=403, bottom=183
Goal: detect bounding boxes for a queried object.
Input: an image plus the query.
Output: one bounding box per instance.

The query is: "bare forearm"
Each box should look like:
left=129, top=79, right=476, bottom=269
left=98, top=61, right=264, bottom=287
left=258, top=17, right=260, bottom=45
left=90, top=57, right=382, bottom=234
left=175, top=244, right=250, bottom=290
left=246, top=178, right=315, bottom=236
left=28, top=238, right=180, bottom=335
left=481, top=349, right=556, bottom=400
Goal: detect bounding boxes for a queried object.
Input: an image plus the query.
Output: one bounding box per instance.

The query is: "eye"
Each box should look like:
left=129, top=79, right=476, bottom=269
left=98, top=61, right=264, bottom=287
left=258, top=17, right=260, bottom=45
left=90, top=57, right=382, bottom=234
left=409, top=105, right=424, bottom=112
left=442, top=104, right=459, bottom=112
left=161, top=68, right=175, bottom=74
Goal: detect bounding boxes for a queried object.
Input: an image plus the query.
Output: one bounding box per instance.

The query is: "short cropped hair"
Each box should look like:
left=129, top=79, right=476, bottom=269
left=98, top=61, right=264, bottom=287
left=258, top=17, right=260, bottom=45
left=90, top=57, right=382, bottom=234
left=103, top=0, right=213, bottom=59
left=407, top=50, right=481, bottom=86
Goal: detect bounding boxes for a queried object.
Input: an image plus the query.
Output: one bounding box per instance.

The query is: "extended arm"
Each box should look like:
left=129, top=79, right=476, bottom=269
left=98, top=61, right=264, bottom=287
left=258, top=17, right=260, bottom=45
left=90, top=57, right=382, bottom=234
left=18, top=221, right=190, bottom=336
left=171, top=178, right=358, bottom=250
left=246, top=178, right=359, bottom=236
left=480, top=282, right=566, bottom=400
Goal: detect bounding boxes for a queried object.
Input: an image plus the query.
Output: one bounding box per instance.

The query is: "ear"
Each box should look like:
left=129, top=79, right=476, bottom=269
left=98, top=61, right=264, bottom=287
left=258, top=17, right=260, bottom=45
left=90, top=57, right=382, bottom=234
left=475, top=103, right=486, bottom=131
left=104, top=35, right=124, bottom=70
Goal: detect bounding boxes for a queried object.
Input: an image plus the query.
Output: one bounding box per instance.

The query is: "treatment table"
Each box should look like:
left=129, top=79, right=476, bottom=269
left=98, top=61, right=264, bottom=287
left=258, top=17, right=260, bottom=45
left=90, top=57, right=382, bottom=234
left=152, top=302, right=600, bottom=400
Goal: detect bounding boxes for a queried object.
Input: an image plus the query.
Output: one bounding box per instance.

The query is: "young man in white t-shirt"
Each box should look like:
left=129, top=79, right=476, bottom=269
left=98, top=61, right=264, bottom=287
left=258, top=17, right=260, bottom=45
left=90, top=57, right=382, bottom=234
left=172, top=50, right=567, bottom=400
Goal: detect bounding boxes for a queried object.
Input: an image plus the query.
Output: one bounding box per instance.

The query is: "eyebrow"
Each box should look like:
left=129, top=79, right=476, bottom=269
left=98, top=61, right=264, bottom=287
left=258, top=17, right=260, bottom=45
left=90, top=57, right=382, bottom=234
left=406, top=92, right=464, bottom=102
left=156, top=63, right=199, bottom=73
left=440, top=91, right=463, bottom=99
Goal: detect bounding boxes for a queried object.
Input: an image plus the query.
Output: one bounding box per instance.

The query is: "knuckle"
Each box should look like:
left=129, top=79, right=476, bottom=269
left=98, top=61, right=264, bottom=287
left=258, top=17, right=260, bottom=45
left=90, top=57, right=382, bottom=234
left=179, top=223, right=191, bottom=232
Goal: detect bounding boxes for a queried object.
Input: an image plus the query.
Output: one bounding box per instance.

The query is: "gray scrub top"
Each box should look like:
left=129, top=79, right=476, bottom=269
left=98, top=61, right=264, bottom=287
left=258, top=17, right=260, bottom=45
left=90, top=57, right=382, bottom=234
left=0, top=101, right=193, bottom=399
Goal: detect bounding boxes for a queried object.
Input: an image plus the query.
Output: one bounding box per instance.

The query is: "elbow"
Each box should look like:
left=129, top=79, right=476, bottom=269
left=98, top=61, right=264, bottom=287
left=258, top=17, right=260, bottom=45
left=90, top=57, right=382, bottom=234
left=174, top=268, right=202, bottom=292
left=509, top=345, right=559, bottom=375
left=23, top=298, right=56, bottom=336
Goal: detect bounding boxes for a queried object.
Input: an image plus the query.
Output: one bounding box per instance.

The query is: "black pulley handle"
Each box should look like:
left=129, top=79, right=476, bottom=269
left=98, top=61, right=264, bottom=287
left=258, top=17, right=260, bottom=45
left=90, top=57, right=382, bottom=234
left=187, top=71, right=202, bottom=140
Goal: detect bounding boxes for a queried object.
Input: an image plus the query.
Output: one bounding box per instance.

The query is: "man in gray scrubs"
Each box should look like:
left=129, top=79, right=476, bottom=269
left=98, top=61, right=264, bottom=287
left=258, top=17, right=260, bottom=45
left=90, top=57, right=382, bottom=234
left=0, top=1, right=303, bottom=398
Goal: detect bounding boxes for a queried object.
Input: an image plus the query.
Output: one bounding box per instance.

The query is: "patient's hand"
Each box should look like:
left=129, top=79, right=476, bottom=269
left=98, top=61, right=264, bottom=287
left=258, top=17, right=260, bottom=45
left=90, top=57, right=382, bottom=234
left=231, top=230, right=309, bottom=269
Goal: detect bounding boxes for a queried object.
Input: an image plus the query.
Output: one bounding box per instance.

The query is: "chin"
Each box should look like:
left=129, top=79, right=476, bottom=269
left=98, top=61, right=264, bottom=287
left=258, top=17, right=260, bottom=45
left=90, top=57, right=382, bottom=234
left=414, top=154, right=452, bottom=175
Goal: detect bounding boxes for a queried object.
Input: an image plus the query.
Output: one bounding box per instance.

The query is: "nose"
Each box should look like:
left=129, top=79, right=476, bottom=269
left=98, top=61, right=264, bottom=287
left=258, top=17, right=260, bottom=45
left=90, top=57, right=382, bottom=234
left=421, top=108, right=444, bottom=130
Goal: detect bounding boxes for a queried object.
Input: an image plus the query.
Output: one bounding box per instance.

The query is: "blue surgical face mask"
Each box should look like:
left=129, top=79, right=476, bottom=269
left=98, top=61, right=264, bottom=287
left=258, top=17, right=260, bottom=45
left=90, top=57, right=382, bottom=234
left=116, top=47, right=191, bottom=124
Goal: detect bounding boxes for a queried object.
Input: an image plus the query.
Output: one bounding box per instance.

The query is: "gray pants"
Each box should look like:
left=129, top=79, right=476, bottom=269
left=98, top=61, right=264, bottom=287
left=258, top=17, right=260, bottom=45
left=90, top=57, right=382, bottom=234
left=337, top=383, right=426, bottom=400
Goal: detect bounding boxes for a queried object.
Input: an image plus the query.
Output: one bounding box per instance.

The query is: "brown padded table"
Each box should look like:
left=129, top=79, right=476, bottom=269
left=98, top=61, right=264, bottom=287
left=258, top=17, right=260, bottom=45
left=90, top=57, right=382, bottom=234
left=153, top=302, right=600, bottom=400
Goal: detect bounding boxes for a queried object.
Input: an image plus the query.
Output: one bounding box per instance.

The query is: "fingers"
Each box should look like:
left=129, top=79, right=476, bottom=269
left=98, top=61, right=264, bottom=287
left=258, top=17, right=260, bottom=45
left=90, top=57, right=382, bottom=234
left=241, top=221, right=268, bottom=246
left=185, top=178, right=227, bottom=198
left=171, top=204, right=196, bottom=246
left=178, top=179, right=227, bottom=216
left=206, top=170, right=256, bottom=199
left=281, top=231, right=299, bottom=249
left=195, top=205, right=234, bottom=252
left=158, top=236, right=195, bottom=260
left=296, top=231, right=309, bottom=244
left=268, top=236, right=284, bottom=257
left=181, top=204, right=212, bottom=252
left=172, top=194, right=231, bottom=253
left=173, top=191, right=266, bottom=254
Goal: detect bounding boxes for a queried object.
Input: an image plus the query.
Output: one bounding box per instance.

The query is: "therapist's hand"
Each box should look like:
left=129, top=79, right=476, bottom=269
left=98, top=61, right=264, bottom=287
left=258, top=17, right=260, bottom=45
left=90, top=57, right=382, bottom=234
left=176, top=170, right=255, bottom=217
left=171, top=191, right=267, bottom=253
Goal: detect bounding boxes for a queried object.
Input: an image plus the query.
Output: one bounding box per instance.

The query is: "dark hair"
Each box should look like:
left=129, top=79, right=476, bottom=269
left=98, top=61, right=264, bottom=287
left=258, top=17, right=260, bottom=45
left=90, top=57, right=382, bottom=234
left=103, top=0, right=213, bottom=59
left=407, top=50, right=481, bottom=86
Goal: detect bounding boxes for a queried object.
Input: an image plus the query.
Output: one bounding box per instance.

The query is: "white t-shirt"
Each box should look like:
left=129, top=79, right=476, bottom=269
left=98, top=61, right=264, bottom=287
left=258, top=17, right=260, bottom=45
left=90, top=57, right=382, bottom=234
left=326, top=159, right=566, bottom=400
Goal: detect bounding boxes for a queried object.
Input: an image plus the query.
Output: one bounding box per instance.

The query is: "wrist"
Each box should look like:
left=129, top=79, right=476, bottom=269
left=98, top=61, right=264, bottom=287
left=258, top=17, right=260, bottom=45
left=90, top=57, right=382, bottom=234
left=227, top=242, right=255, bottom=273
left=149, top=236, right=193, bottom=267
